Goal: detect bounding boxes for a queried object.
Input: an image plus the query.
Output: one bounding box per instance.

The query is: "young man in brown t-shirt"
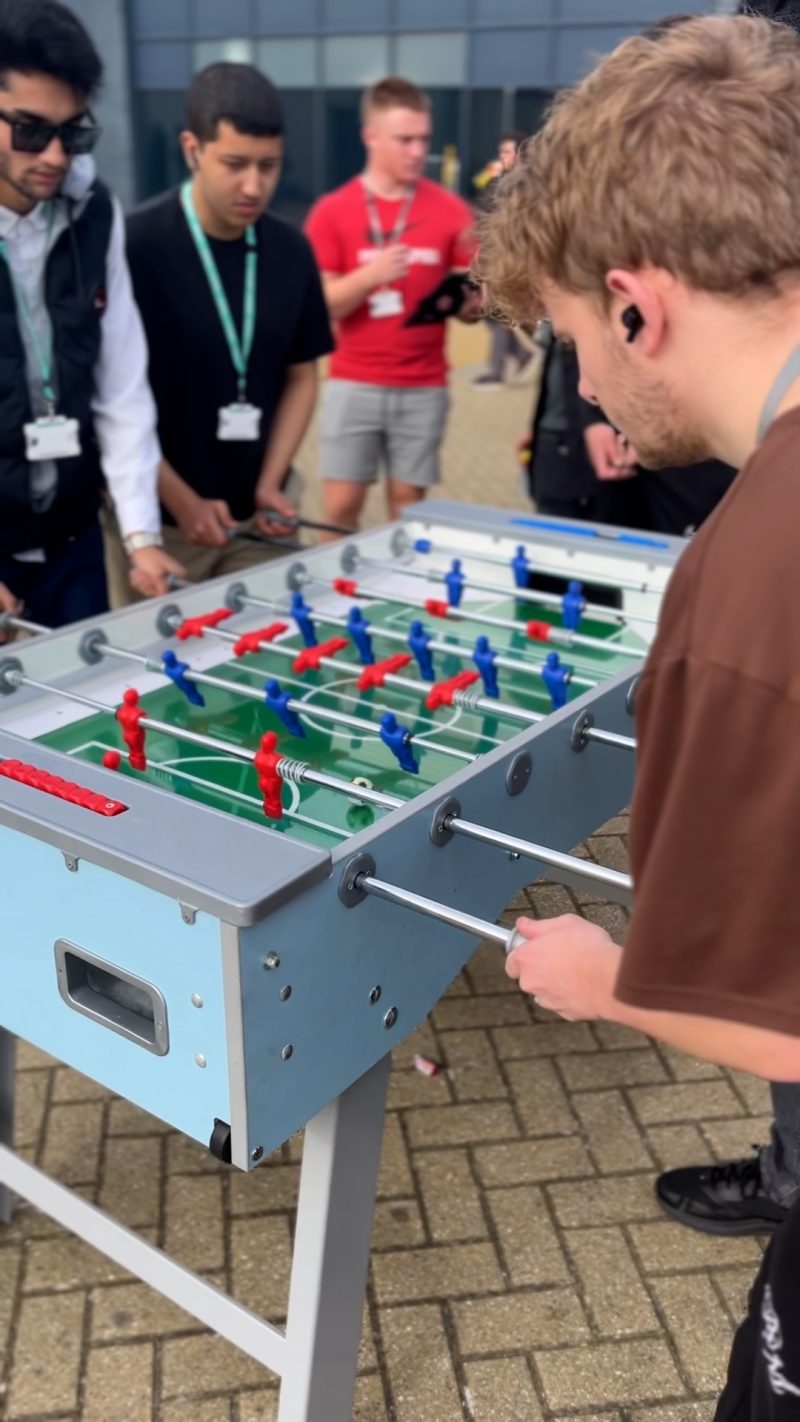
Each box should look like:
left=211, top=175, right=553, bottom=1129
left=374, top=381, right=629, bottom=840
left=481, top=15, right=800, bottom=1416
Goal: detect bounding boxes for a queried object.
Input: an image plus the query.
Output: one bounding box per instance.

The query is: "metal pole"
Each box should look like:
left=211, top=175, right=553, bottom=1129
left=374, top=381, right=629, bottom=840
left=355, top=872, right=526, bottom=955
left=325, top=580, right=602, bottom=685
left=168, top=609, right=546, bottom=728
left=583, top=726, right=637, bottom=752
left=0, top=613, right=50, bottom=636
left=99, top=642, right=474, bottom=765
left=339, top=555, right=658, bottom=627
left=235, top=588, right=639, bottom=676
left=446, top=815, right=632, bottom=897
left=6, top=670, right=406, bottom=813
left=407, top=536, right=660, bottom=594
left=0, top=1028, right=15, bottom=1225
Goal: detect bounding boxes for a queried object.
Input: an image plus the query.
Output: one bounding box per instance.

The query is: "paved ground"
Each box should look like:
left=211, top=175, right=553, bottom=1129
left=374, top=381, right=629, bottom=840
left=0, top=335, right=769, bottom=1420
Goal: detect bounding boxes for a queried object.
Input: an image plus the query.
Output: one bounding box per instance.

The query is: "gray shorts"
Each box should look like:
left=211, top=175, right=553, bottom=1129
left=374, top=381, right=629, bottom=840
left=319, top=379, right=450, bottom=487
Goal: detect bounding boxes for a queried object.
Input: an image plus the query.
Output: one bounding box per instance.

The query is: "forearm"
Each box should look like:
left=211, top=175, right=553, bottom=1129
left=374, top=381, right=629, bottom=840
left=324, top=267, right=375, bottom=320
left=93, top=198, right=161, bottom=538
left=258, top=366, right=318, bottom=493
left=157, top=459, right=195, bottom=521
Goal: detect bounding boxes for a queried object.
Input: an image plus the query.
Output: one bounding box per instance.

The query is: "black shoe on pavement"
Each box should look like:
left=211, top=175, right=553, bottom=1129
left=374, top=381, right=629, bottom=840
left=471, top=372, right=504, bottom=390
left=656, top=1153, right=790, bottom=1236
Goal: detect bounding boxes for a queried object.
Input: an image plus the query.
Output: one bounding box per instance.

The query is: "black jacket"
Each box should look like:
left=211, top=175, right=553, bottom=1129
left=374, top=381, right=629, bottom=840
left=0, top=180, right=112, bottom=553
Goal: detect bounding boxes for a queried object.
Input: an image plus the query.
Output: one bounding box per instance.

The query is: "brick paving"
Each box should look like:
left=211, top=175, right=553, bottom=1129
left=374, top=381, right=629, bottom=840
left=0, top=340, right=770, bottom=1419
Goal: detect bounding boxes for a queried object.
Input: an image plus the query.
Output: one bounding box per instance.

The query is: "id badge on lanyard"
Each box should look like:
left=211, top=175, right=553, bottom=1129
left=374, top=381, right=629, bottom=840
left=363, top=179, right=414, bottom=320
left=181, top=181, right=263, bottom=441
left=0, top=207, right=84, bottom=463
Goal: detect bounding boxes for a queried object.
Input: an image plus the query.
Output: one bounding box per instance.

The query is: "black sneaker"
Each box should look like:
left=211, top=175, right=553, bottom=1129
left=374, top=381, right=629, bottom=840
left=471, top=373, right=504, bottom=390
left=656, top=1153, right=790, bottom=1236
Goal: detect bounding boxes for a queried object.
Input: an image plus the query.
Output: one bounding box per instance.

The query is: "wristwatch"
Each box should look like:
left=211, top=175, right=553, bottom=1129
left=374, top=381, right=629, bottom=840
left=123, top=531, right=164, bottom=555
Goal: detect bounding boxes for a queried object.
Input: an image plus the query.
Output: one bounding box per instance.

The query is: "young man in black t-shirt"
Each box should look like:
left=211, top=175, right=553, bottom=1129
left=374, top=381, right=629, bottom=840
left=110, top=63, right=332, bottom=592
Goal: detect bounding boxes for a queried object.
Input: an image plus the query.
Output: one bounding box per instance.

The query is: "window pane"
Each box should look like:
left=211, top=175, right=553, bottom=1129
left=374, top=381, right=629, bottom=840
left=471, top=31, right=550, bottom=87
left=423, top=90, right=462, bottom=186
left=255, top=0, right=316, bottom=33
left=395, top=33, right=466, bottom=87
left=324, top=0, right=391, bottom=27
left=134, top=92, right=186, bottom=200
left=558, top=0, right=709, bottom=16
left=131, top=0, right=190, bottom=38
left=257, top=38, right=316, bottom=88
left=467, top=89, right=503, bottom=196
left=324, top=90, right=365, bottom=188
left=474, top=0, right=550, bottom=20
left=514, top=89, right=550, bottom=140
left=134, top=42, right=191, bottom=91
left=193, top=39, right=255, bottom=72
left=554, top=26, right=638, bottom=86
left=194, top=0, right=251, bottom=36
left=273, top=91, right=318, bottom=224
left=323, top=35, right=390, bottom=86
left=396, top=0, right=468, bottom=24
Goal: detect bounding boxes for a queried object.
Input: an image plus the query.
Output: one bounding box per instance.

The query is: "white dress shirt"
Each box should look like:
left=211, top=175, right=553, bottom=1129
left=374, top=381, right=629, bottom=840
left=0, top=157, right=161, bottom=555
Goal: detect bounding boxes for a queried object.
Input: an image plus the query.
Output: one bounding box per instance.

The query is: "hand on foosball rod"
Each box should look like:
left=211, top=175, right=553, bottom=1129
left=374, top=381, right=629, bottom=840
left=584, top=422, right=638, bottom=481
left=177, top=493, right=239, bottom=548
left=253, top=483, right=297, bottom=538
left=505, top=914, right=622, bottom=1021
left=0, top=582, right=20, bottom=643
left=128, top=547, right=186, bottom=600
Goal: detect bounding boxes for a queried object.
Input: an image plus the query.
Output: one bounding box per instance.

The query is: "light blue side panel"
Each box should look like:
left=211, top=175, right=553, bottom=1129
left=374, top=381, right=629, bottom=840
left=0, top=828, right=230, bottom=1147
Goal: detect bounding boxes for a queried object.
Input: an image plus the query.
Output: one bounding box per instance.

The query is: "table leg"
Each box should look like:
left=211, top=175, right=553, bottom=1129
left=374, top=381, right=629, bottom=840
left=0, top=1029, right=16, bottom=1224
left=278, top=1053, right=391, bottom=1422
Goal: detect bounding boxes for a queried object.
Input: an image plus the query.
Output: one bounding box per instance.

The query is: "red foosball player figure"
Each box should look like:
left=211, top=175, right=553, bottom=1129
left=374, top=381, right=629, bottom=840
left=116, top=688, right=147, bottom=771
left=254, top=730, right=284, bottom=821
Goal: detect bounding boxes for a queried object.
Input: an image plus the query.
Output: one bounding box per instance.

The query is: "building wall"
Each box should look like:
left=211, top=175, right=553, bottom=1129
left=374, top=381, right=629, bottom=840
left=69, top=0, right=137, bottom=209
left=75, top=0, right=734, bottom=215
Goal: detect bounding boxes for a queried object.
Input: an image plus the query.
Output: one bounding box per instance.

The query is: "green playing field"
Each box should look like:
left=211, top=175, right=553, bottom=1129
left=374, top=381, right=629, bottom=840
left=36, top=593, right=645, bottom=851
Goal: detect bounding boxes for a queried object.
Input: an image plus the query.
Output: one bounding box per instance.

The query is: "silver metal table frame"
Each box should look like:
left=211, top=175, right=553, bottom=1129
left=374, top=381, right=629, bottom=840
left=0, top=1029, right=390, bottom=1422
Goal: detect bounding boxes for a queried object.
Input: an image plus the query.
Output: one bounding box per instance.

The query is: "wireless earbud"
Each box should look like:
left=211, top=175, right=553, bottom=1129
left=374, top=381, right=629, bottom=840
left=622, top=305, right=644, bottom=343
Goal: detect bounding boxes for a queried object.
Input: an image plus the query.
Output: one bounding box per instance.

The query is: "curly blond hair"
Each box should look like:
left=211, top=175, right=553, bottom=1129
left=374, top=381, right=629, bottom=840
left=477, top=15, right=800, bottom=322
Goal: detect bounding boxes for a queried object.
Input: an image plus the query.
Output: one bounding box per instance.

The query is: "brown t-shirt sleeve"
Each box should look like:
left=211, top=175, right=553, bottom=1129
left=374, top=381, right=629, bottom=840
left=616, top=652, right=800, bottom=1036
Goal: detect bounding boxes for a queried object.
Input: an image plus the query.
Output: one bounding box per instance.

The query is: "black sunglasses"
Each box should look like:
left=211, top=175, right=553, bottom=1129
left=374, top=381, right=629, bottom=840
left=0, top=109, right=101, bottom=156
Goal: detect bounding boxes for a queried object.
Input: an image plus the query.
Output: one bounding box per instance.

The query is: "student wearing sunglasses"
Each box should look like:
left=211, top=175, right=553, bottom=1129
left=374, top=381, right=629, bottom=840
left=0, top=0, right=181, bottom=631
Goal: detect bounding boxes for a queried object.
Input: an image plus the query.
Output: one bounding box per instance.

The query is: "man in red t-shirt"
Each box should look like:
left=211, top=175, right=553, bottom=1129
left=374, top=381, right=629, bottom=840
left=305, top=76, right=476, bottom=532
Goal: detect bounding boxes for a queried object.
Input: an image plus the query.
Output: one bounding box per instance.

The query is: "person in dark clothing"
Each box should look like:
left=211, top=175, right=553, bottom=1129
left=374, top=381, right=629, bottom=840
left=0, top=0, right=179, bottom=630
left=523, top=322, right=737, bottom=536
left=480, top=13, right=800, bottom=1417
left=112, top=62, right=333, bottom=592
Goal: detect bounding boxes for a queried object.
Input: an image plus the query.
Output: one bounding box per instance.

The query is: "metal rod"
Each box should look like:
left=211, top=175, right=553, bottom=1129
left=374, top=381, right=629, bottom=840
left=584, top=726, right=637, bottom=751
left=237, top=589, right=595, bottom=684
left=408, top=536, right=661, bottom=595
left=345, top=554, right=658, bottom=627
left=447, top=816, right=633, bottom=894
left=0, top=612, right=51, bottom=636
left=355, top=873, right=526, bottom=955
left=7, top=672, right=404, bottom=813
left=97, top=642, right=473, bottom=764
left=170, top=610, right=544, bottom=729
left=0, top=1146, right=288, bottom=1375
left=324, top=580, right=599, bottom=687
left=301, top=770, right=402, bottom=809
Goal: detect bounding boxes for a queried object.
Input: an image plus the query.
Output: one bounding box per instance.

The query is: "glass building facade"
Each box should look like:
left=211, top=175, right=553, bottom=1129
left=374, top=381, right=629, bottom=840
left=94, top=1, right=729, bottom=219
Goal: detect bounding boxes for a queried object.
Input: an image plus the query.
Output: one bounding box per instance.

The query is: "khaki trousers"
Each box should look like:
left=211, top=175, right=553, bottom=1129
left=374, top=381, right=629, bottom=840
left=101, top=506, right=296, bottom=610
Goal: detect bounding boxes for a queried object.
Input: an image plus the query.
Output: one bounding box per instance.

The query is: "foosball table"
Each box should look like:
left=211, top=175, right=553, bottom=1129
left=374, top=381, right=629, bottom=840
left=0, top=500, right=682, bottom=1421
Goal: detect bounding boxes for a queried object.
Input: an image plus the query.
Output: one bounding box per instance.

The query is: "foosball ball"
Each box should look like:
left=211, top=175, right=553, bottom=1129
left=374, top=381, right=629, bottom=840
left=0, top=499, right=683, bottom=1421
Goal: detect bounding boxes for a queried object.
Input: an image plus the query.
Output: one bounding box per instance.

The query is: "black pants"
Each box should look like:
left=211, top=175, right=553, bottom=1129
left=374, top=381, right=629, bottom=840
left=716, top=1194, right=800, bottom=1419
left=0, top=521, right=109, bottom=629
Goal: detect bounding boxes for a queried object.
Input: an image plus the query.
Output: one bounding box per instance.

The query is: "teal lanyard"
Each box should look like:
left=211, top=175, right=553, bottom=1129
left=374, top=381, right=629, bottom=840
left=180, top=180, right=257, bottom=403
left=0, top=201, right=57, bottom=411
